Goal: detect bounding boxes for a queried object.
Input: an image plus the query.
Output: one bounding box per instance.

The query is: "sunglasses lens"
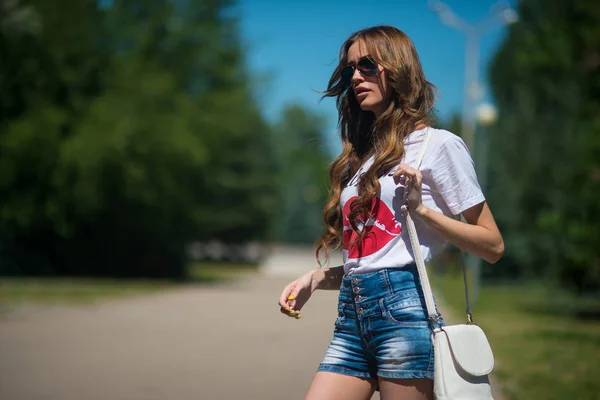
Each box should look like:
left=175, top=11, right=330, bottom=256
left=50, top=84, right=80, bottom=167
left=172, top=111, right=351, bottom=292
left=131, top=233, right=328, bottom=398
left=340, top=57, right=377, bottom=88
left=357, top=57, right=378, bottom=76
left=340, top=66, right=354, bottom=87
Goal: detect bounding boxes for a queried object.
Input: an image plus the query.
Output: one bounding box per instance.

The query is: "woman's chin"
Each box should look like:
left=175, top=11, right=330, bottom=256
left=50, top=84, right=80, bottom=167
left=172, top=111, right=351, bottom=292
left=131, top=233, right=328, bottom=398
left=359, top=99, right=386, bottom=116
left=359, top=101, right=373, bottom=112
left=358, top=98, right=383, bottom=112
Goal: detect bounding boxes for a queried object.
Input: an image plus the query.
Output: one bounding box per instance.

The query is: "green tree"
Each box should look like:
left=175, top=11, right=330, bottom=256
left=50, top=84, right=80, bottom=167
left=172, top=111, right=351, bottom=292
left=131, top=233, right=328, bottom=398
left=487, top=0, right=600, bottom=292
left=0, top=0, right=279, bottom=278
left=272, top=105, right=331, bottom=244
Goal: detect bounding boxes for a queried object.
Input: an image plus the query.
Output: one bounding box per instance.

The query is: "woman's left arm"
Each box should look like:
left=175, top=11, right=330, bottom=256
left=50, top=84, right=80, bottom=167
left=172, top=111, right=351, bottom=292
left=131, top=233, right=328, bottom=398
left=415, top=201, right=504, bottom=264
left=395, top=163, right=504, bottom=264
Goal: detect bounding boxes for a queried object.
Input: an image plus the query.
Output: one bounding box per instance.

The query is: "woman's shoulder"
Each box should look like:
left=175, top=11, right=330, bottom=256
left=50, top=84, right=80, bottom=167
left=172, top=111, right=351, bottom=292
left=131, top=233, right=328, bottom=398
left=405, top=126, right=463, bottom=148
left=427, top=127, right=466, bottom=149
left=403, top=127, right=470, bottom=167
left=422, top=127, right=473, bottom=170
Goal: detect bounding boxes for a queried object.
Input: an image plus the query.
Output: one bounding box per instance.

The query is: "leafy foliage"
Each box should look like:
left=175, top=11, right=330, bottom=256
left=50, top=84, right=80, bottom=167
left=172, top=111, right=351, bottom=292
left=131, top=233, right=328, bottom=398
left=486, top=0, right=600, bottom=293
left=272, top=105, right=331, bottom=244
left=0, top=0, right=280, bottom=278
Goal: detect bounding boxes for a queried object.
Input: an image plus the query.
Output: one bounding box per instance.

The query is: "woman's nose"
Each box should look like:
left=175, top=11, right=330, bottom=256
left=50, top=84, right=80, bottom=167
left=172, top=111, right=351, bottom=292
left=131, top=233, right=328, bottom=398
left=351, top=68, right=364, bottom=86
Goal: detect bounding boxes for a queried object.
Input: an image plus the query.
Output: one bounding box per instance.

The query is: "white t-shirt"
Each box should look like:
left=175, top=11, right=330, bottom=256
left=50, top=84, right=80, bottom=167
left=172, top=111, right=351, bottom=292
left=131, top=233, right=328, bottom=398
left=341, top=127, right=485, bottom=276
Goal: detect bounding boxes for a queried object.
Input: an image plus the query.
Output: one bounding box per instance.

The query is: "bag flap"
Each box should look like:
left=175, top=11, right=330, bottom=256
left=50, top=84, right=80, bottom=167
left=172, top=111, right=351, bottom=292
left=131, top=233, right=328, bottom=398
left=441, top=324, right=494, bottom=376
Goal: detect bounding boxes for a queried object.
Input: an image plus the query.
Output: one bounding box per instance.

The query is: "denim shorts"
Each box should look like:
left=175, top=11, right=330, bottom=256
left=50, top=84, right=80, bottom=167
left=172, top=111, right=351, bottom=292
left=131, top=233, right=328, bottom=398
left=317, top=265, right=442, bottom=380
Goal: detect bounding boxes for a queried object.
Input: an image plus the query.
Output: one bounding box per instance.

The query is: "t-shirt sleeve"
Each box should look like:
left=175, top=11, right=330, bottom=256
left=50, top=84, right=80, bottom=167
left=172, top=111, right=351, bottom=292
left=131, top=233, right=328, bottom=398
left=429, top=134, right=485, bottom=215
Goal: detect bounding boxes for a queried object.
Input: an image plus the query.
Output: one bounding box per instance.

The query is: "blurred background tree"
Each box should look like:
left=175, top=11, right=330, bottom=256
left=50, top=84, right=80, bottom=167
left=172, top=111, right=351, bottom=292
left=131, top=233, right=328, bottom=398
left=485, top=0, right=600, bottom=294
left=0, top=0, right=287, bottom=279
left=272, top=105, right=330, bottom=244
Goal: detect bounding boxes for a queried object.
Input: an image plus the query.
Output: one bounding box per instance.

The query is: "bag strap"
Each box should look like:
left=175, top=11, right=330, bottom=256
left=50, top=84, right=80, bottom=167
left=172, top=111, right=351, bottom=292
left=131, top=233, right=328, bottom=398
left=405, top=128, right=472, bottom=326
left=404, top=128, right=437, bottom=320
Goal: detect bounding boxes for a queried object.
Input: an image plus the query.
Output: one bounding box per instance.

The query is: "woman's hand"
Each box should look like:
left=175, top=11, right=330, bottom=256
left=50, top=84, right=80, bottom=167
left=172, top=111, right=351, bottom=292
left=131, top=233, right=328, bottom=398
left=278, top=271, right=316, bottom=320
left=393, top=163, right=426, bottom=216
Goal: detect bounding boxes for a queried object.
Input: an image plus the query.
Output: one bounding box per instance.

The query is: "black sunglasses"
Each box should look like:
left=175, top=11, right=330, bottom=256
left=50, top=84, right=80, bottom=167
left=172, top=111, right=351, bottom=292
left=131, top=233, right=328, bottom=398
left=340, top=56, right=378, bottom=88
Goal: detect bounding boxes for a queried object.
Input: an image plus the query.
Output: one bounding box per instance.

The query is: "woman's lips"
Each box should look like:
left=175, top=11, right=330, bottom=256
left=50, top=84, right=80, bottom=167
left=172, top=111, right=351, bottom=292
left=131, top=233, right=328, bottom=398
left=342, top=196, right=402, bottom=259
left=356, top=91, right=369, bottom=101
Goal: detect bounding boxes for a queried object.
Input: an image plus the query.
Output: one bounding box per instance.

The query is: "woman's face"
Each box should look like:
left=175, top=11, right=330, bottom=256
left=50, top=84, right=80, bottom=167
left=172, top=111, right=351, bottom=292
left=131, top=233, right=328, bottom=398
left=346, top=40, right=391, bottom=118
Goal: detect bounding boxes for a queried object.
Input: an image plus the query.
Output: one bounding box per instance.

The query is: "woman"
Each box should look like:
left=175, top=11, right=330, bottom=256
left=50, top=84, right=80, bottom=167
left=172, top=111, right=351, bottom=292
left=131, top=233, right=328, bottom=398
left=278, top=26, right=503, bottom=400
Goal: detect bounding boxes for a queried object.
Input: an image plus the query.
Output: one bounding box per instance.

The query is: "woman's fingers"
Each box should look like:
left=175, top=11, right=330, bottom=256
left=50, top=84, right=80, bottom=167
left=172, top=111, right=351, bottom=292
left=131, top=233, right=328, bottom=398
left=278, top=282, right=302, bottom=319
left=393, top=164, right=411, bottom=185
left=278, top=272, right=314, bottom=319
left=393, top=163, right=424, bottom=213
left=287, top=282, right=306, bottom=309
left=393, top=165, right=423, bottom=191
left=280, top=306, right=301, bottom=318
left=279, top=282, right=295, bottom=309
left=394, top=163, right=422, bottom=185
left=286, top=286, right=303, bottom=318
left=392, top=163, right=408, bottom=185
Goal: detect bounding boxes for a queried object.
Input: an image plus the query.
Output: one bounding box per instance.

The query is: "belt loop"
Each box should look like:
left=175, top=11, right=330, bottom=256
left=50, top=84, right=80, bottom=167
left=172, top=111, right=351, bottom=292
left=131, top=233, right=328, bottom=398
left=382, top=269, right=393, bottom=295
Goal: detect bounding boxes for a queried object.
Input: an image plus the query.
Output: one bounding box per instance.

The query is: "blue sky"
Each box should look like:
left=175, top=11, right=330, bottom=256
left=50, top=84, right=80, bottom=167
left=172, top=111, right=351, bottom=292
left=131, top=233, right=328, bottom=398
left=235, top=0, right=516, bottom=153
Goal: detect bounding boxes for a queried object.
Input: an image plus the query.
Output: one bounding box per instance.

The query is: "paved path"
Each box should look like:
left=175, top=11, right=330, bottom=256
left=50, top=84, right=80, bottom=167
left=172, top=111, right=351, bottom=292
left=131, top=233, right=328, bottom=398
left=1, top=278, right=347, bottom=400
left=0, top=245, right=501, bottom=400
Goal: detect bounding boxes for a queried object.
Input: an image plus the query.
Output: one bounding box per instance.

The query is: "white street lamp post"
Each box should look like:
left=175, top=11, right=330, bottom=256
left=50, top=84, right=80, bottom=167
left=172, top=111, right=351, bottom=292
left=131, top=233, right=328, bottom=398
left=475, top=102, right=497, bottom=195
left=428, top=0, right=517, bottom=150
left=429, top=1, right=517, bottom=302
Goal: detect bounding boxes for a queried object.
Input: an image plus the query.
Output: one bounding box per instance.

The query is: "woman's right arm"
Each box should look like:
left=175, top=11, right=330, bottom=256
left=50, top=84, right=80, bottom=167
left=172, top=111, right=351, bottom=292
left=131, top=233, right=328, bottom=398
left=312, top=265, right=345, bottom=290
left=279, top=265, right=344, bottom=319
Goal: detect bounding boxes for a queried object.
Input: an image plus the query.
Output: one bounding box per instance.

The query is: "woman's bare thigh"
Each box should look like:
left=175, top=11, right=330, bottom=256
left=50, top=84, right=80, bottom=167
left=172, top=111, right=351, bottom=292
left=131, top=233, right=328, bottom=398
left=378, top=377, right=433, bottom=400
left=305, top=371, right=377, bottom=400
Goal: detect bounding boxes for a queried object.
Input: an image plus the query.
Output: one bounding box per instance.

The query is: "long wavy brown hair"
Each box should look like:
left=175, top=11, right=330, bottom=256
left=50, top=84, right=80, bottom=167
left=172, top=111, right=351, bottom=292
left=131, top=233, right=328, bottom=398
left=316, top=25, right=437, bottom=266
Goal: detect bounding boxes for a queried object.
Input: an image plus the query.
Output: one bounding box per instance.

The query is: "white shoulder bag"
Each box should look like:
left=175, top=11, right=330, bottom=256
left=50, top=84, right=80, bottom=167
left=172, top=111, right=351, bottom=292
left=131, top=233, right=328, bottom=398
left=406, top=128, right=495, bottom=400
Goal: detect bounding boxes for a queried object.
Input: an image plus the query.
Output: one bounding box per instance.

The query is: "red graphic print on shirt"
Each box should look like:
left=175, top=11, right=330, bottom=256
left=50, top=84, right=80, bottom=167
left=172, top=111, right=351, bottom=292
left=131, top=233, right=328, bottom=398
left=342, top=196, right=402, bottom=258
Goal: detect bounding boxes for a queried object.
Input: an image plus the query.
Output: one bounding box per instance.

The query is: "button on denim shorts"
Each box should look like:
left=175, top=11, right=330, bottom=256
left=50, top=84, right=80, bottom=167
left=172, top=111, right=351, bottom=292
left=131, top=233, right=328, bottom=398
left=317, top=265, right=442, bottom=380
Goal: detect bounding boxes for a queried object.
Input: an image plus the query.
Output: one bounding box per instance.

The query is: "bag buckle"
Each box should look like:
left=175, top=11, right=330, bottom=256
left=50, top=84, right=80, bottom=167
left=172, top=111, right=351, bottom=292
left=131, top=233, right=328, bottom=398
left=428, top=312, right=443, bottom=329
left=466, top=313, right=475, bottom=325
